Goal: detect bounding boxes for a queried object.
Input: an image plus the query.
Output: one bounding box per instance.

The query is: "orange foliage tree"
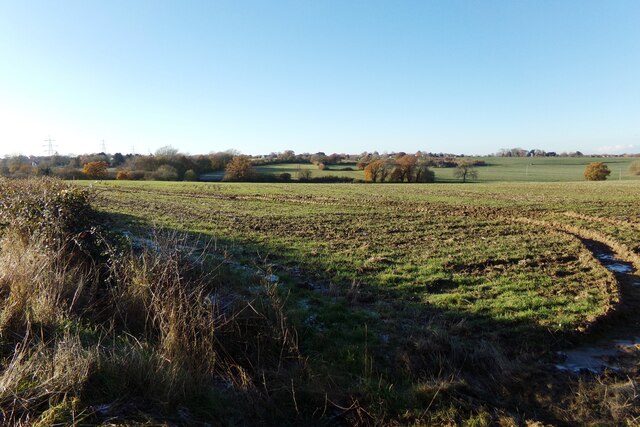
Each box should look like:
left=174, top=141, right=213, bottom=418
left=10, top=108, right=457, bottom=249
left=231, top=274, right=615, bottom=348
left=224, top=156, right=254, bottom=181
left=82, top=161, right=108, bottom=178
left=584, top=162, right=611, bottom=181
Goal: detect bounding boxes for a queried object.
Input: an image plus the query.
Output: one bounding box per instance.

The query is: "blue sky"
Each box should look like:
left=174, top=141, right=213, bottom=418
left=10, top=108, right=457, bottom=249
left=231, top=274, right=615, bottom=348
left=1, top=1, right=639, bottom=157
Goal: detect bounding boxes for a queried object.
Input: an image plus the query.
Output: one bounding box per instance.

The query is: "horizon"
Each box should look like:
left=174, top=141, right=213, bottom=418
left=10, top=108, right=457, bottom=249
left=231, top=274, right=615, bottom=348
left=1, top=1, right=639, bottom=157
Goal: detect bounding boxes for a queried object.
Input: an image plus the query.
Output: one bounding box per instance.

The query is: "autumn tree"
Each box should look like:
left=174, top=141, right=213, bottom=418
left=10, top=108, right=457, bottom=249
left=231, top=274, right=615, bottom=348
left=395, top=155, right=417, bottom=182
left=83, top=161, right=109, bottom=178
left=453, top=161, right=479, bottom=183
left=224, top=156, right=254, bottom=181
left=210, top=151, right=234, bottom=171
left=378, top=160, right=393, bottom=182
left=364, top=160, right=384, bottom=182
left=584, top=162, right=611, bottom=181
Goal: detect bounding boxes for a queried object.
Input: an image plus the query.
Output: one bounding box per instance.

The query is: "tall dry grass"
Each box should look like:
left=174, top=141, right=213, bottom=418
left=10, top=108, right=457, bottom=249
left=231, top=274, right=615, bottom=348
left=0, top=178, right=308, bottom=425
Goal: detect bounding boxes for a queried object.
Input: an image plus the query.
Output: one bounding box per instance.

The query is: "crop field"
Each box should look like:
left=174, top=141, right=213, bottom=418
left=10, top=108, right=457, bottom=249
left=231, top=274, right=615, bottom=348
left=254, top=156, right=640, bottom=183
left=83, top=179, right=640, bottom=424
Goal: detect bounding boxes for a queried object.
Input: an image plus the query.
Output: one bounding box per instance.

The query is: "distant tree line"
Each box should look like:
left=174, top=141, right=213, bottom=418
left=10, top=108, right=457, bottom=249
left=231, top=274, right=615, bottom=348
left=495, top=147, right=583, bottom=157
left=0, top=147, right=239, bottom=181
left=3, top=146, right=639, bottom=183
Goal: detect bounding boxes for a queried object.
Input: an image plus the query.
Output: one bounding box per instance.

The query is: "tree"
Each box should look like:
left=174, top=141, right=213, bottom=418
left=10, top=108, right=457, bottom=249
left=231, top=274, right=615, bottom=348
left=414, top=162, right=435, bottom=183
left=297, top=169, right=312, bottom=181
left=224, top=156, right=254, bottom=181
left=209, top=152, right=233, bottom=171
left=277, top=150, right=296, bottom=162
left=629, top=160, right=640, bottom=176
left=584, top=162, right=611, bottom=181
left=364, top=160, right=384, bottom=182
left=395, top=155, right=417, bottom=182
left=155, top=145, right=180, bottom=158
left=310, top=152, right=327, bottom=165
left=111, top=152, right=126, bottom=167
left=453, top=161, right=478, bottom=183
left=83, top=161, right=109, bottom=178
left=154, top=165, right=179, bottom=181
left=183, top=169, right=198, bottom=181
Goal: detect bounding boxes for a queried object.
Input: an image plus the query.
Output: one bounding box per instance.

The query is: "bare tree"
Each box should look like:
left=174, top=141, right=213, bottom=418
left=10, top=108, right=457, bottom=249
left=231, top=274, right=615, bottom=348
left=453, top=161, right=479, bottom=183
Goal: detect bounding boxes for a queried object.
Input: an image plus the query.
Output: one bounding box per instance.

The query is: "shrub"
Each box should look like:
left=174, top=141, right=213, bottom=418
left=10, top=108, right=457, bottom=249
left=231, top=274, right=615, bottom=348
left=279, top=172, right=292, bottom=182
left=183, top=169, right=198, bottom=181
left=116, top=170, right=130, bottom=180
left=128, top=170, right=146, bottom=180
left=584, top=162, right=611, bottom=181
left=297, top=169, right=312, bottom=181
left=305, top=175, right=354, bottom=183
left=53, top=166, right=86, bottom=180
left=0, top=177, right=93, bottom=236
left=629, top=160, right=640, bottom=176
left=154, top=165, right=179, bottom=181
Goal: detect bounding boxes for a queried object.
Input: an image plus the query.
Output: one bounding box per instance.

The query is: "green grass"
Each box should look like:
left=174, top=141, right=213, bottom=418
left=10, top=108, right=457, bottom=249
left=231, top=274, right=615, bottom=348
left=90, top=180, right=640, bottom=340
left=437, top=156, right=640, bottom=182
left=255, top=162, right=364, bottom=179
left=253, top=157, right=640, bottom=183
left=72, top=179, right=640, bottom=424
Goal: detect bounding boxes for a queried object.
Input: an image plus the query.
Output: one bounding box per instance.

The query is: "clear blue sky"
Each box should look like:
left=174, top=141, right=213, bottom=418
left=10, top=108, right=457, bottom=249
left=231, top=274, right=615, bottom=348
left=1, top=0, right=639, bottom=157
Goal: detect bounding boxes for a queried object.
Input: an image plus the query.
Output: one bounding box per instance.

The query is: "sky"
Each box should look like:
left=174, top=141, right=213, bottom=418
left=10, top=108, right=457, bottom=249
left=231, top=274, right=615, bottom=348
left=1, top=0, right=639, bottom=157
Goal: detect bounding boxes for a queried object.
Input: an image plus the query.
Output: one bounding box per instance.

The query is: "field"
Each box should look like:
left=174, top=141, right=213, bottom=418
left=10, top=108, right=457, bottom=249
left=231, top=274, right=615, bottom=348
left=254, top=156, right=640, bottom=182
left=80, top=179, right=640, bottom=424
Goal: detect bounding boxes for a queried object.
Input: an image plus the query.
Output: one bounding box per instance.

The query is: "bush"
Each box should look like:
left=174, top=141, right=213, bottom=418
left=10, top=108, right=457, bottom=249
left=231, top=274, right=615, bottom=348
left=128, top=170, right=146, bottom=180
left=279, top=172, right=292, bottom=182
left=0, top=177, right=93, bottom=237
left=297, top=169, right=312, bottom=181
left=154, top=165, right=179, bottom=181
left=53, top=166, right=86, bottom=180
left=116, top=170, right=130, bottom=180
left=305, top=175, right=354, bottom=183
left=183, top=169, right=198, bottom=181
left=629, top=160, right=640, bottom=176
left=584, top=162, right=611, bottom=181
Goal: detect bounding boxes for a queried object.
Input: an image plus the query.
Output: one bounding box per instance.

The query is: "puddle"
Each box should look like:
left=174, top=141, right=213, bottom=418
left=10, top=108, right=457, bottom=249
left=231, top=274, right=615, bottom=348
left=556, top=338, right=640, bottom=373
left=555, top=239, right=640, bottom=373
left=595, top=253, right=634, bottom=274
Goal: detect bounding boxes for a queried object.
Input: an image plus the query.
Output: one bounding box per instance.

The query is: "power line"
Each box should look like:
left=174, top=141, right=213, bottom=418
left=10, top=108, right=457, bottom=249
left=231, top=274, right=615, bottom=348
left=43, top=135, right=57, bottom=156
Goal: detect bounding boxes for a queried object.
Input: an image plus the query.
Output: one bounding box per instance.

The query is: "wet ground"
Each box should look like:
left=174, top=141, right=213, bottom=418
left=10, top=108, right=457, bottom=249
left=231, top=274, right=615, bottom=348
left=555, top=240, right=640, bottom=373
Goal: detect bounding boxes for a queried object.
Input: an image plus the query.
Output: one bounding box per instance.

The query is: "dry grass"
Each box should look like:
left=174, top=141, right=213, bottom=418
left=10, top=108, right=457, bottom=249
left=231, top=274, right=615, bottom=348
left=0, top=178, right=309, bottom=425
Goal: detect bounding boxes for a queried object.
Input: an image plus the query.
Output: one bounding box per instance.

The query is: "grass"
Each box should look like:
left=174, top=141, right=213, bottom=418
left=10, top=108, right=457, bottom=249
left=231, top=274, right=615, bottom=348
left=80, top=178, right=640, bottom=423
left=0, top=178, right=317, bottom=425
left=252, top=156, right=640, bottom=182
left=4, top=177, right=640, bottom=424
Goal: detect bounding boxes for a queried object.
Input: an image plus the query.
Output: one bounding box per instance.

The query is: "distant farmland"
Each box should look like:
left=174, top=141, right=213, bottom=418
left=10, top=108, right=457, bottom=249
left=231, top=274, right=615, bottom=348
left=250, top=156, right=640, bottom=182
